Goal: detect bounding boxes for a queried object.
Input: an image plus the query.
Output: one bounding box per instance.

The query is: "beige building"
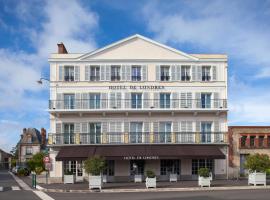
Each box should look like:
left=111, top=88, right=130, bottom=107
left=48, top=34, right=228, bottom=183
left=228, top=126, right=270, bottom=178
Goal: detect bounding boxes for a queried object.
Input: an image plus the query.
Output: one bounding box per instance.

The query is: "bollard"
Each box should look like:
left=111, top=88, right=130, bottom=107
left=32, top=172, right=36, bottom=189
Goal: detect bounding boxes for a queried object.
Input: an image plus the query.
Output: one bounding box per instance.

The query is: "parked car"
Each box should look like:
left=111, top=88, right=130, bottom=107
left=12, top=166, right=30, bottom=176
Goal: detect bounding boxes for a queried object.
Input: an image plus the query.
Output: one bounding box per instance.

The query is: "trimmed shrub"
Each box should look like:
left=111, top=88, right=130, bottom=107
left=83, top=156, right=105, bottom=176
left=146, top=170, right=156, bottom=178
left=198, top=168, right=210, bottom=177
left=244, top=153, right=270, bottom=173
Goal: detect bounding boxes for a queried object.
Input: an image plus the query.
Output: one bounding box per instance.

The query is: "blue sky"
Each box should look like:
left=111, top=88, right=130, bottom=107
left=0, top=0, right=270, bottom=152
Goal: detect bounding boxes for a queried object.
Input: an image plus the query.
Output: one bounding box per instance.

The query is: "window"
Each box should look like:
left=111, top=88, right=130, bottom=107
left=89, top=93, right=100, bottom=109
left=90, top=66, right=100, bottom=81
left=160, top=66, right=170, bottom=81
left=89, top=123, right=101, bottom=144
left=109, top=122, right=122, bottom=143
left=111, top=66, right=121, bottom=81
left=192, top=159, right=214, bottom=175
left=27, top=135, right=32, bottom=143
left=64, top=161, right=76, bottom=175
left=26, top=147, right=32, bottom=155
left=63, top=123, right=75, bottom=144
left=130, top=122, right=143, bottom=143
left=181, top=66, right=191, bottom=81
left=201, top=93, right=211, bottom=108
left=259, top=136, right=264, bottom=148
left=132, top=66, right=141, bottom=81
left=250, top=136, right=256, bottom=147
left=130, top=160, right=144, bottom=175
left=103, top=160, right=115, bottom=176
left=202, top=66, right=211, bottom=81
left=64, top=66, right=74, bottom=81
left=131, top=93, right=142, bottom=109
left=240, top=136, right=247, bottom=148
left=158, top=122, right=171, bottom=143
left=160, top=93, right=170, bottom=108
left=201, top=122, right=212, bottom=143
left=160, top=160, right=180, bottom=175
left=64, top=94, right=75, bottom=109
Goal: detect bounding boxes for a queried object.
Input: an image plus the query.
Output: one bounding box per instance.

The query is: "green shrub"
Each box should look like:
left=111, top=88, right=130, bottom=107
left=83, top=156, right=105, bottom=176
left=17, top=168, right=26, bottom=176
left=266, top=169, right=270, bottom=176
left=198, top=168, right=210, bottom=177
left=64, top=170, right=74, bottom=175
left=244, top=153, right=270, bottom=173
left=146, top=170, right=156, bottom=178
left=35, top=167, right=43, bottom=175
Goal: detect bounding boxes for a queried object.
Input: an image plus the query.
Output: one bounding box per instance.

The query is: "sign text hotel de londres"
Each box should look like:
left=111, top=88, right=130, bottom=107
left=109, top=85, right=165, bottom=90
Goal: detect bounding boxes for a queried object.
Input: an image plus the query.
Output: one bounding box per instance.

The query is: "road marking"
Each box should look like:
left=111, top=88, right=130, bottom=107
left=0, top=186, right=3, bottom=192
left=33, top=190, right=55, bottom=200
left=11, top=186, right=21, bottom=190
left=9, top=172, right=31, bottom=191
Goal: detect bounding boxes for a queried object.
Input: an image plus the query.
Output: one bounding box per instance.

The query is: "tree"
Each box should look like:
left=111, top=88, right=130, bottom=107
left=26, top=152, right=45, bottom=174
left=83, top=156, right=105, bottom=176
left=244, top=153, right=270, bottom=173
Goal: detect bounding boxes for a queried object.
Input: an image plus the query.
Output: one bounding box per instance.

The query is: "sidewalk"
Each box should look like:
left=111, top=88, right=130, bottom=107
left=19, top=175, right=270, bottom=193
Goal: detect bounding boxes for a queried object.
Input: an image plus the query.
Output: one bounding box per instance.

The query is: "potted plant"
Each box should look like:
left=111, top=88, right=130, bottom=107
left=145, top=170, right=156, bottom=188
left=198, top=168, right=211, bottom=187
left=84, top=156, right=105, bottom=190
left=64, top=170, right=75, bottom=184
left=245, top=153, right=270, bottom=186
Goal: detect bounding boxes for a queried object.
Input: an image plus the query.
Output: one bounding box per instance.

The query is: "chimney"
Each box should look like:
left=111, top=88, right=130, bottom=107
left=57, top=42, right=68, bottom=54
left=41, top=128, right=46, bottom=147
left=23, top=128, right=27, bottom=134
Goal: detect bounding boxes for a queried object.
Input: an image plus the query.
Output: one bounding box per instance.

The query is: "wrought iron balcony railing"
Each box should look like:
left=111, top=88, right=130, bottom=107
left=49, top=98, right=227, bottom=111
left=48, top=132, right=227, bottom=145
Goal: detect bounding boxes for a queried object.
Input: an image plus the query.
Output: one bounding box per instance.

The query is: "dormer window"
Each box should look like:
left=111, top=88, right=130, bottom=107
left=27, top=135, right=32, bottom=143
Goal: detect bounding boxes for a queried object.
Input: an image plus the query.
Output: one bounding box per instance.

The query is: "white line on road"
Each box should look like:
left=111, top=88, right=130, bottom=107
left=11, top=186, right=21, bottom=190
left=33, top=190, right=55, bottom=200
left=0, top=186, right=3, bottom=192
left=9, top=172, right=31, bottom=191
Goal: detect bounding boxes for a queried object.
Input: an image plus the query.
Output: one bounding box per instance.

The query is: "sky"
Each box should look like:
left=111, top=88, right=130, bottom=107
left=0, top=0, right=270, bottom=152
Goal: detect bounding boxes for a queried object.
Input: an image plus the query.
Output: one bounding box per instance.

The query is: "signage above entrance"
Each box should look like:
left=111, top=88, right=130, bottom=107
left=123, top=156, right=159, bottom=160
left=109, top=86, right=165, bottom=90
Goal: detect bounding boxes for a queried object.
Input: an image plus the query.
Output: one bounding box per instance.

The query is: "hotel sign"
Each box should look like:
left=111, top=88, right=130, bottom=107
left=109, top=85, right=165, bottom=90
left=123, top=156, right=159, bottom=160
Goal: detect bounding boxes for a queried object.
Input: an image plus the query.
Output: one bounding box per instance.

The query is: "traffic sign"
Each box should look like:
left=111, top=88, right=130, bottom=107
left=43, top=156, right=50, bottom=163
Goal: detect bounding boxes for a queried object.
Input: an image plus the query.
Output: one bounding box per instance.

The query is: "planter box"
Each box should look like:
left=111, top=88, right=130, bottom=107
left=89, top=175, right=102, bottom=190
left=64, top=175, right=75, bottom=184
left=198, top=176, right=211, bottom=187
left=169, top=174, right=178, bottom=182
left=248, top=172, right=266, bottom=186
left=134, top=175, right=143, bottom=183
left=145, top=177, right=156, bottom=188
left=103, top=175, right=107, bottom=183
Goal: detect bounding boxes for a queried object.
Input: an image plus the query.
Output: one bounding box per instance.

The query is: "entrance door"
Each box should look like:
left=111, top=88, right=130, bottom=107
left=160, top=159, right=180, bottom=181
left=103, top=160, right=115, bottom=182
left=240, top=154, right=249, bottom=176
left=63, top=161, right=83, bottom=182
left=130, top=160, right=145, bottom=181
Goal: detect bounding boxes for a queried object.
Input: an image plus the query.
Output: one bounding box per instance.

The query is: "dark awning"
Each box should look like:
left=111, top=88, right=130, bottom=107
left=55, top=145, right=226, bottom=161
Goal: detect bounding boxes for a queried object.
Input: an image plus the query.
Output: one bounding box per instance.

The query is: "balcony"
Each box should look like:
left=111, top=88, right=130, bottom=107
left=64, top=75, right=74, bottom=82
left=111, top=75, right=121, bottom=81
left=181, top=76, right=191, bottom=81
left=90, top=76, right=100, bottom=81
left=48, top=132, right=228, bottom=146
left=202, top=75, right=211, bottom=81
left=131, top=76, right=142, bottom=81
left=161, top=75, right=170, bottom=81
left=48, top=98, right=227, bottom=113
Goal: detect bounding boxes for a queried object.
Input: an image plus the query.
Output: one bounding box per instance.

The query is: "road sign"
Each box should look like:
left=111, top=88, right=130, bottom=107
left=45, top=163, right=52, bottom=171
left=43, top=156, right=50, bottom=163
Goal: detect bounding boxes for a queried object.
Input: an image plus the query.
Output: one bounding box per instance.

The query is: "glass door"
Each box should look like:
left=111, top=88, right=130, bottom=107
left=63, top=123, right=74, bottom=144
left=89, top=123, right=101, bottom=144
left=89, top=93, right=101, bottom=109
left=131, top=93, right=142, bottom=109
left=130, top=122, right=143, bottom=143
left=201, top=122, right=212, bottom=143
left=159, top=122, right=171, bottom=143
left=201, top=93, right=211, bottom=108
left=64, top=94, right=75, bottom=109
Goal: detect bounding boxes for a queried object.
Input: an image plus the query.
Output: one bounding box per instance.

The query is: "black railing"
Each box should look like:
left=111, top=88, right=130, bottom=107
left=64, top=76, right=74, bottom=81
left=132, top=76, right=142, bottom=81
left=90, top=76, right=100, bottom=81
left=111, top=75, right=121, bottom=81
left=181, top=76, right=191, bottom=81
left=202, top=75, right=211, bottom=81
left=161, top=75, right=170, bottom=81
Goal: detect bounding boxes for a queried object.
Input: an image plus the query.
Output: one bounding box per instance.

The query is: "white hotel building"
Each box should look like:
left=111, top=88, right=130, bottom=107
left=48, top=34, right=228, bottom=183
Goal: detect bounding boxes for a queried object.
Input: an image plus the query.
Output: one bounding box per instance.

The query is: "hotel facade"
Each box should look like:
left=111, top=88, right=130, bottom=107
left=47, top=35, right=228, bottom=183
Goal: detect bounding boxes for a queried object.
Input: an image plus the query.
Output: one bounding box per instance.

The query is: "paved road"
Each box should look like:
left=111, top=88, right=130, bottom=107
left=48, top=189, right=270, bottom=200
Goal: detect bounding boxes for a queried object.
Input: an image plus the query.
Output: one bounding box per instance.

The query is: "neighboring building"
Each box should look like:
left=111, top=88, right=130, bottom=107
left=0, top=149, right=12, bottom=170
left=18, top=128, right=47, bottom=164
left=48, top=34, right=228, bottom=183
left=228, top=126, right=270, bottom=178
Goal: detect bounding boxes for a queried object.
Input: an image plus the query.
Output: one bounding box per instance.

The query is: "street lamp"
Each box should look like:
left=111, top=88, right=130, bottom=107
left=37, top=78, right=50, bottom=84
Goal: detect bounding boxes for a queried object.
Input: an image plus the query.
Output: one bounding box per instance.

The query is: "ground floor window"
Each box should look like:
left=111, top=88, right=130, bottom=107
left=160, top=159, right=180, bottom=175
left=130, top=160, right=145, bottom=175
left=63, top=160, right=82, bottom=176
left=103, top=160, right=115, bottom=176
left=191, top=159, right=214, bottom=175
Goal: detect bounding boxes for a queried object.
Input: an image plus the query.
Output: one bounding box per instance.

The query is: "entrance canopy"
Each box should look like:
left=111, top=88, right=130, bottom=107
left=55, top=145, right=226, bottom=161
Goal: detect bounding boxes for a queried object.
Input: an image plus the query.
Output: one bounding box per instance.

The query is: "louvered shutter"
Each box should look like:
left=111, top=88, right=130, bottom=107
left=124, top=122, right=129, bottom=133
left=121, top=65, right=126, bottom=81
left=116, top=122, right=122, bottom=132
left=56, top=123, right=62, bottom=133
left=213, top=121, right=220, bottom=142
left=180, top=93, right=187, bottom=108
left=156, top=65, right=160, bottom=81
left=75, top=123, right=81, bottom=133
left=142, top=65, right=147, bottom=81
left=191, top=65, right=196, bottom=81
left=85, top=66, right=89, bottom=81
left=195, top=92, right=201, bottom=108
left=106, top=65, right=111, bottom=81
left=100, top=65, right=106, bottom=81
left=187, top=121, right=193, bottom=142
left=187, top=92, right=192, bottom=108
left=172, top=92, right=178, bottom=108
left=125, top=92, right=131, bottom=109
left=101, top=93, right=107, bottom=109
left=212, top=66, right=217, bottom=81
left=176, top=65, right=181, bottom=81
left=196, top=121, right=201, bottom=132
left=144, top=122, right=150, bottom=133
left=102, top=122, right=108, bottom=133
left=154, top=92, right=159, bottom=108
left=116, top=92, right=122, bottom=108
left=143, top=92, right=149, bottom=109
left=59, top=66, right=64, bottom=81
left=110, top=93, right=116, bottom=108
left=197, top=66, right=202, bottom=81
left=75, top=93, right=81, bottom=109
left=171, top=65, right=176, bottom=81
left=173, top=121, right=179, bottom=133
left=75, top=66, right=80, bottom=81
left=81, top=123, right=88, bottom=133
left=126, top=65, right=131, bottom=81
left=153, top=122, right=159, bottom=133
left=56, top=93, right=63, bottom=109
left=213, top=92, right=219, bottom=108
left=82, top=93, right=89, bottom=109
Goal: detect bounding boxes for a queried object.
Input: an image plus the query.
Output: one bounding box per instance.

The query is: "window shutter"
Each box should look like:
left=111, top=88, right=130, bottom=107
left=75, top=93, right=81, bottom=109
left=156, top=65, right=160, bottom=81
left=106, top=65, right=111, bottom=81
left=75, top=123, right=81, bottom=133
left=100, top=65, right=106, bottom=81
left=81, top=123, right=88, bottom=133
left=101, top=93, right=107, bottom=109
left=180, top=93, right=187, bottom=108
left=154, top=92, right=159, bottom=108
left=116, top=122, right=122, bottom=132
left=187, top=121, right=193, bottom=132
left=187, top=92, right=192, bottom=108
left=124, top=122, right=129, bottom=133
left=191, top=65, right=196, bottom=81
left=173, top=121, right=179, bottom=133
left=213, top=92, right=219, bottom=108
left=110, top=93, right=116, bottom=108
left=126, top=65, right=131, bottom=81
left=212, top=66, right=217, bottom=81
left=59, top=66, right=63, bottom=81
left=197, top=66, right=202, bottom=81
left=213, top=121, right=220, bottom=142
left=85, top=66, right=89, bottom=81
left=171, top=65, right=176, bottom=81
left=142, top=65, right=147, bottom=81
left=125, top=92, right=131, bottom=109
left=153, top=122, right=159, bottom=133
left=75, top=66, right=80, bottom=81
left=82, top=93, right=89, bottom=109
left=117, top=92, right=122, bottom=108
left=56, top=93, right=63, bottom=109
left=143, top=92, right=149, bottom=108
left=172, top=92, right=178, bottom=108
left=195, top=92, right=201, bottom=108
left=121, top=65, right=126, bottom=81
left=181, top=121, right=187, bottom=132
left=56, top=123, right=62, bottom=133
left=102, top=122, right=108, bottom=133
left=196, top=121, right=201, bottom=132
left=176, top=65, right=181, bottom=81
left=144, top=122, right=150, bottom=133
left=110, top=122, right=116, bottom=132
left=213, top=121, right=220, bottom=132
